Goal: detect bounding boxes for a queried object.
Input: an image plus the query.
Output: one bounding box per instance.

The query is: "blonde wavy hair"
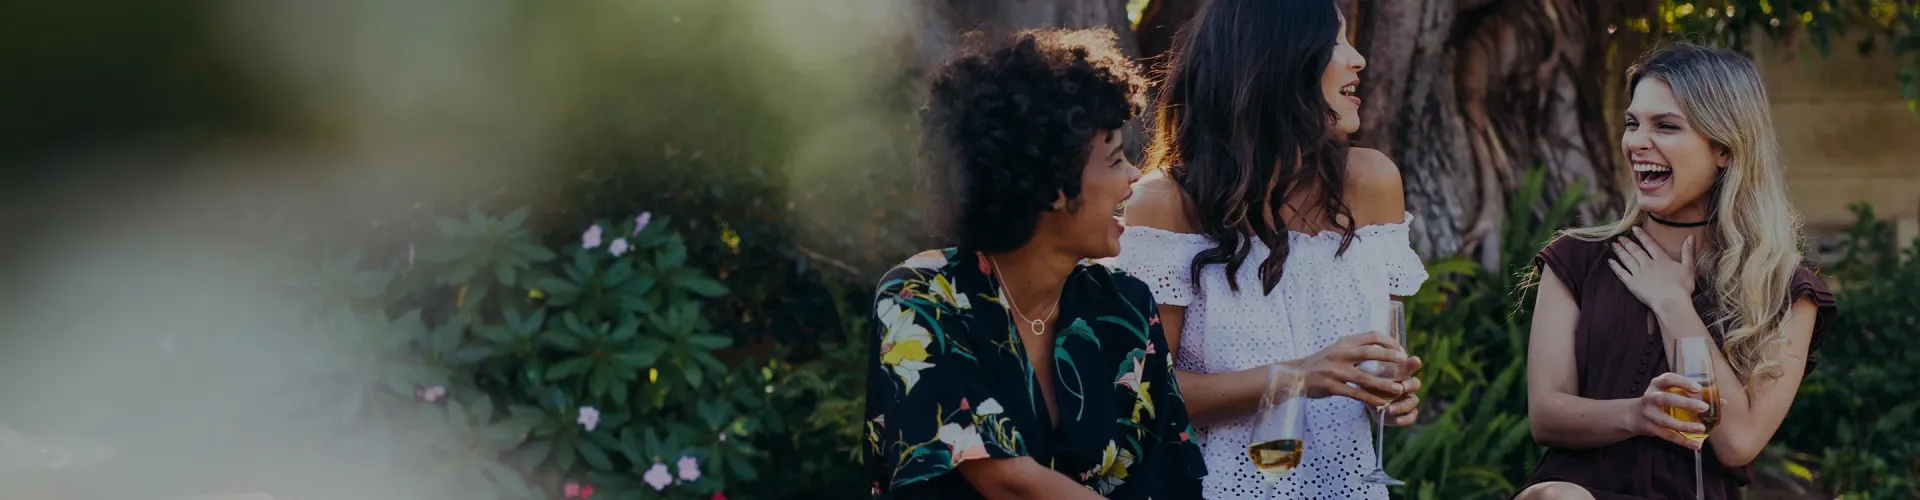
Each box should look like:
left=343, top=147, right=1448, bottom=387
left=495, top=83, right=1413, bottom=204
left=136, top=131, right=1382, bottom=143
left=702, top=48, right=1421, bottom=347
left=1560, top=42, right=1804, bottom=390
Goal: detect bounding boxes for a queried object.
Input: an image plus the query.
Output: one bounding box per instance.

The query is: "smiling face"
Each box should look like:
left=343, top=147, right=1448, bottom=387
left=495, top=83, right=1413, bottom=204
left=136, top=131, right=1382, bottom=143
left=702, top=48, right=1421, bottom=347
left=1322, top=13, right=1366, bottom=134
left=1623, top=77, right=1726, bottom=220
left=1037, top=129, right=1138, bottom=259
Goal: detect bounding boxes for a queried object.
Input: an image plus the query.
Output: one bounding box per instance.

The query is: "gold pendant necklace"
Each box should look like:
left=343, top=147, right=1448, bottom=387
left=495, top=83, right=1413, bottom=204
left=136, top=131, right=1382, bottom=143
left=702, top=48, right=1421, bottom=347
left=988, top=256, right=1058, bottom=336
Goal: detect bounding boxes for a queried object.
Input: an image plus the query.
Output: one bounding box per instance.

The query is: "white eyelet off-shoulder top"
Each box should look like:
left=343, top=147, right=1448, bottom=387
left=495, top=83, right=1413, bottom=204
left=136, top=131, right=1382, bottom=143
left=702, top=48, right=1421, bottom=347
left=1114, top=214, right=1430, bottom=500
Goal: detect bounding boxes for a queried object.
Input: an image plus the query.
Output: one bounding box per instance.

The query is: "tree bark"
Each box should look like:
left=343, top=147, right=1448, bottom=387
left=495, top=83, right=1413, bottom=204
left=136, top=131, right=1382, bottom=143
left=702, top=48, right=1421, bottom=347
left=1357, top=0, right=1624, bottom=265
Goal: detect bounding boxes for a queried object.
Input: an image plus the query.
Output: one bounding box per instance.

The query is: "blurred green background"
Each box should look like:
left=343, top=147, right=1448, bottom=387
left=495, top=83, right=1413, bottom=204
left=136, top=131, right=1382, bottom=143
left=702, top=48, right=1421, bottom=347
left=0, top=1, right=1914, bottom=499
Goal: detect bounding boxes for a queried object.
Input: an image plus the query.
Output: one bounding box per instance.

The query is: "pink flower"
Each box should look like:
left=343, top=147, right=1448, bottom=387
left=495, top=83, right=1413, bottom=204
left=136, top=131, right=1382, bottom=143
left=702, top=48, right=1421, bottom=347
left=718, top=432, right=727, bottom=443
left=676, top=455, right=701, bottom=482
left=712, top=493, right=727, bottom=500
left=577, top=406, right=600, bottom=431
left=580, top=484, right=594, bottom=498
left=582, top=224, right=604, bottom=249
left=609, top=238, right=630, bottom=257
left=415, top=385, right=446, bottom=403
left=643, top=462, right=672, bottom=491
left=563, top=482, right=580, bottom=498
left=633, top=212, right=653, bottom=235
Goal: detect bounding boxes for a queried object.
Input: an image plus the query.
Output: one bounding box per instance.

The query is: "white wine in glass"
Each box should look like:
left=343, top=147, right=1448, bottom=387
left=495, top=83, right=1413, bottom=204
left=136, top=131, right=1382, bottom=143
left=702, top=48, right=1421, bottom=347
left=1248, top=364, right=1308, bottom=482
left=1669, top=337, right=1719, bottom=500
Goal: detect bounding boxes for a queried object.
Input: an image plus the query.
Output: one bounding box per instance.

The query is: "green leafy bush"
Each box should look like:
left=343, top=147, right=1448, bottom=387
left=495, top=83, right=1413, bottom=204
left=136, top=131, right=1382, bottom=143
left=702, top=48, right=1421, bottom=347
left=262, top=203, right=875, bottom=500
left=1766, top=204, right=1920, bottom=498
left=1386, top=168, right=1582, bottom=499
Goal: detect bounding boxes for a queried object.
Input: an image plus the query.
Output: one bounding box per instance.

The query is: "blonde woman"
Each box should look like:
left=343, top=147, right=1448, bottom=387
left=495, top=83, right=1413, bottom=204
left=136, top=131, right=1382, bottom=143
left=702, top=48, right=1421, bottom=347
left=1516, top=43, right=1838, bottom=500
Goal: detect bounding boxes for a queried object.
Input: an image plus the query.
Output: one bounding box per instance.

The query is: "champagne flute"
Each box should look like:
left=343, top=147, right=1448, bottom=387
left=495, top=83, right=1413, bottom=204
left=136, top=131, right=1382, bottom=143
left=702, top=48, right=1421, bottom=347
left=1248, top=364, right=1309, bottom=482
left=1358, top=301, right=1408, bottom=486
left=1668, top=337, right=1721, bottom=500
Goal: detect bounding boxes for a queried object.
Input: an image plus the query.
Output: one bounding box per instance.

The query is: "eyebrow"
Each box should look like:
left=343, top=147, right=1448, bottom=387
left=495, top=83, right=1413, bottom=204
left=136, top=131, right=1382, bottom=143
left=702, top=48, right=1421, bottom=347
left=1625, top=111, right=1686, bottom=122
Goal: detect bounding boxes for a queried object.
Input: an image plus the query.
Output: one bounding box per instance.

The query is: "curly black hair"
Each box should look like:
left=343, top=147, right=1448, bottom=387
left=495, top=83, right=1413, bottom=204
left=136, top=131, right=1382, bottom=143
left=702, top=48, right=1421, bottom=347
left=918, top=28, right=1148, bottom=253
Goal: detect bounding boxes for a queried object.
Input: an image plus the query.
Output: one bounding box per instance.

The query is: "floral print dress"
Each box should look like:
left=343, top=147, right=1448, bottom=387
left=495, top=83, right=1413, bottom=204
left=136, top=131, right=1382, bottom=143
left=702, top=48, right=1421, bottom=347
left=864, top=248, right=1207, bottom=499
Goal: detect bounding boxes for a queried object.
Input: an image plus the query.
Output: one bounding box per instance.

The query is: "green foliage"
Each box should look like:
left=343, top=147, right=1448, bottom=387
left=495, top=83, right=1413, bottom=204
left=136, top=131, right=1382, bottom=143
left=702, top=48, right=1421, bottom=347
left=1649, top=0, right=1920, bottom=115
left=264, top=201, right=876, bottom=499
left=1767, top=203, right=1920, bottom=498
left=1387, top=168, right=1583, bottom=499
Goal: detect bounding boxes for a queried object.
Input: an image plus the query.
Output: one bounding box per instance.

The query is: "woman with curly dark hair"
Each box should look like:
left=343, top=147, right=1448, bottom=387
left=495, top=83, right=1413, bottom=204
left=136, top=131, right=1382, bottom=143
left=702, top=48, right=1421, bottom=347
left=1117, top=0, right=1428, bottom=497
left=862, top=28, right=1206, bottom=499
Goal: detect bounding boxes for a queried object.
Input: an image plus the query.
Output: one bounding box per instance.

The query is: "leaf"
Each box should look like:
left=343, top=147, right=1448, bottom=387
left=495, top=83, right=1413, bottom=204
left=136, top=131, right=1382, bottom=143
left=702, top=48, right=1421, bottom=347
left=496, top=264, right=519, bottom=287
left=676, top=275, right=729, bottom=298
left=614, top=346, right=664, bottom=370
left=1877, top=401, right=1920, bottom=433
left=454, top=346, right=493, bottom=365
left=578, top=438, right=616, bottom=471
left=521, top=438, right=554, bottom=468
left=610, top=319, right=640, bottom=342
left=590, top=367, right=613, bottom=398
left=435, top=217, right=467, bottom=236
left=605, top=260, right=635, bottom=287
left=556, top=438, right=577, bottom=471
left=619, top=295, right=655, bottom=315
left=687, top=334, right=732, bottom=350
left=501, top=206, right=530, bottom=229
left=727, top=452, right=760, bottom=481
left=684, top=366, right=705, bottom=388
left=1894, top=35, right=1920, bottom=55
left=547, top=358, right=594, bottom=381
left=545, top=332, right=585, bottom=351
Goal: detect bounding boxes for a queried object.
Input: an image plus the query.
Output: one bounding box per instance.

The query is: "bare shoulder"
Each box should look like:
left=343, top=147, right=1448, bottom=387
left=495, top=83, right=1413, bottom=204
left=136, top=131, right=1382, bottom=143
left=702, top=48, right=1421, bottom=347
left=1122, top=170, right=1197, bottom=234
left=1344, top=148, right=1407, bottom=226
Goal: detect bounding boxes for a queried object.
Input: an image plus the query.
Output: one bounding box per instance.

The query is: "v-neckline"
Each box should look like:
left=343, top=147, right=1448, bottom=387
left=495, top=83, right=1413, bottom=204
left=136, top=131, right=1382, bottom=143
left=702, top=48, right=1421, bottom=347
left=995, top=267, right=1074, bottom=434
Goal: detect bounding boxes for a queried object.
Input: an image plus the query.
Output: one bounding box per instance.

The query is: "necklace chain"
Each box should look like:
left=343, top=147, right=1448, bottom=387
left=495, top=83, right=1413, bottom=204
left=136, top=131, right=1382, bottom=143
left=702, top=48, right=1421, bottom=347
left=988, top=256, right=1059, bottom=336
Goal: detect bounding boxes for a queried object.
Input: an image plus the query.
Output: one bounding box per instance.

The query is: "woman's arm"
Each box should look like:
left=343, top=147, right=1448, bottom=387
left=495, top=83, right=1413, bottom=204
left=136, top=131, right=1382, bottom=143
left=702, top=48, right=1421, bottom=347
left=1160, top=303, right=1405, bottom=425
left=1611, top=230, right=1822, bottom=466
left=950, top=458, right=1105, bottom=500
left=1527, top=268, right=1707, bottom=450
left=1526, top=269, right=1643, bottom=448
left=1653, top=296, right=1821, bottom=467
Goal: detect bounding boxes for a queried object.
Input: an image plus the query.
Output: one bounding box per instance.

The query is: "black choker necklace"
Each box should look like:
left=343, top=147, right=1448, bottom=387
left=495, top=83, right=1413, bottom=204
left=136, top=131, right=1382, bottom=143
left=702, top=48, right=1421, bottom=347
left=1649, top=214, right=1711, bottom=228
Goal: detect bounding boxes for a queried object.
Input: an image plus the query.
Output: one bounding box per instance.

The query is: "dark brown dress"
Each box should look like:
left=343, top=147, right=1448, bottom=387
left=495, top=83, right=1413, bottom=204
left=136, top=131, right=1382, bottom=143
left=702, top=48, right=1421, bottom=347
left=1522, top=236, right=1838, bottom=500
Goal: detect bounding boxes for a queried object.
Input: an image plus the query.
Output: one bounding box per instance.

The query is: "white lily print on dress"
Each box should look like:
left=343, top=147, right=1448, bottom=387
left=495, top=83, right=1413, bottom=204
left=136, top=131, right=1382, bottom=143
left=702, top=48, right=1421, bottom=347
left=876, top=297, right=935, bottom=395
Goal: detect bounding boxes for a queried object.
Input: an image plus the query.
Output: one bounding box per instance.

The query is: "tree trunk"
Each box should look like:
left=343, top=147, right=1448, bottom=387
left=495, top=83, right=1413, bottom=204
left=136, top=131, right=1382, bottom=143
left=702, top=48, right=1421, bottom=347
left=1135, top=0, right=1634, bottom=265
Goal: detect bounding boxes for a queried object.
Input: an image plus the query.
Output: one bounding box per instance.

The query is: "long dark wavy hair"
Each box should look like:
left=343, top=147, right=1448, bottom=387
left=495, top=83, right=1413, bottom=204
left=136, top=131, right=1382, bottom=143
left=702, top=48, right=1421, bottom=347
left=1142, top=0, right=1354, bottom=294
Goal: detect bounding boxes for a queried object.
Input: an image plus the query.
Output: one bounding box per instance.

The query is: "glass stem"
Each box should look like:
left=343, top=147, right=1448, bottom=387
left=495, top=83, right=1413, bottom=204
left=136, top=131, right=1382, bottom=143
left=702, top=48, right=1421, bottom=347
left=1375, top=406, right=1388, bottom=471
left=1693, top=448, right=1703, bottom=500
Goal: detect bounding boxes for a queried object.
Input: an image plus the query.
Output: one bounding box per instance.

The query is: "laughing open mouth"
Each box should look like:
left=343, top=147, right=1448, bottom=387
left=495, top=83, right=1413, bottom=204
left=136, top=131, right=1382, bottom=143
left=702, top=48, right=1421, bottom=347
left=1633, top=162, right=1672, bottom=189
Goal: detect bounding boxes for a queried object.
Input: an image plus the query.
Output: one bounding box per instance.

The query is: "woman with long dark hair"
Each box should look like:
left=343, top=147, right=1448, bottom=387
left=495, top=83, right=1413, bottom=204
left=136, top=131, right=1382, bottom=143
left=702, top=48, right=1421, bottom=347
left=1117, top=0, right=1428, bottom=498
left=1515, top=43, right=1837, bottom=500
left=863, top=29, right=1205, bottom=499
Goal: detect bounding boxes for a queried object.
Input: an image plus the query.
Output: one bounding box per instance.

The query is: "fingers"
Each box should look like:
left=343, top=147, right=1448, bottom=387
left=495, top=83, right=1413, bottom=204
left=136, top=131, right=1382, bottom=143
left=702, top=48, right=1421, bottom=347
left=1650, top=372, right=1703, bottom=393
left=1680, top=235, right=1696, bottom=270
left=1639, top=403, right=1707, bottom=450
left=1608, top=259, right=1632, bottom=281
left=1339, top=330, right=1406, bottom=352
left=1320, top=379, right=1393, bottom=408
left=1399, top=374, right=1423, bottom=395
left=1386, top=395, right=1420, bottom=426
left=1342, top=366, right=1406, bottom=402
left=1348, top=344, right=1409, bottom=364
left=1631, top=227, right=1669, bottom=261
left=1401, top=356, right=1425, bottom=377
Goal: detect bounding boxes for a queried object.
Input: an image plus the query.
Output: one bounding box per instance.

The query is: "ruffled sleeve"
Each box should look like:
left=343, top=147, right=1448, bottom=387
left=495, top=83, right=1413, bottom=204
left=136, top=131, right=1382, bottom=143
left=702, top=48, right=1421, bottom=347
left=1352, top=213, right=1430, bottom=296
left=1115, top=226, right=1214, bottom=307
left=1790, top=267, right=1839, bottom=374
